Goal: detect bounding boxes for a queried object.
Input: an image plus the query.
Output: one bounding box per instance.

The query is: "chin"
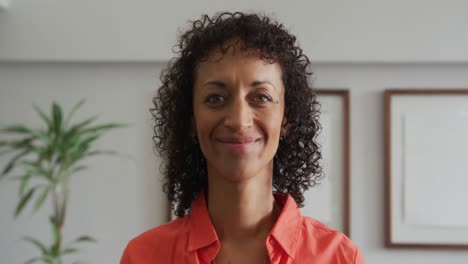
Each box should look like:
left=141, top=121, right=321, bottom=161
left=208, top=159, right=271, bottom=183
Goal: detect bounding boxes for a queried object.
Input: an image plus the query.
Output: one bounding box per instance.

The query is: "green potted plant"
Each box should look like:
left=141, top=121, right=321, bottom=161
left=0, top=100, right=126, bottom=264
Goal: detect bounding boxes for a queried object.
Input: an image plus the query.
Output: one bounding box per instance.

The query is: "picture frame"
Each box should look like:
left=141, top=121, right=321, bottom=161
left=385, top=89, right=468, bottom=249
left=168, top=90, right=351, bottom=238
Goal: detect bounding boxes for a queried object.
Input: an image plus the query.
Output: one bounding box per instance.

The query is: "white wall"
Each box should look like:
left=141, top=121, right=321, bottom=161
left=1, top=0, right=468, bottom=62
left=1, top=62, right=468, bottom=264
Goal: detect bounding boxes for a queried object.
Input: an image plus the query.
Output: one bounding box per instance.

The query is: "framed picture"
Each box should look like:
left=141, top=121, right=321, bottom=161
left=168, top=90, right=351, bottom=238
left=300, top=89, right=350, bottom=236
left=385, top=89, right=468, bottom=249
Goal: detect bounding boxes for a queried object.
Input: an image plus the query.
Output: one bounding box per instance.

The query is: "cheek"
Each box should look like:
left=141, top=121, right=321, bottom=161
left=261, top=108, right=284, bottom=137
left=193, top=105, right=209, bottom=131
left=264, top=121, right=281, bottom=140
left=193, top=109, right=218, bottom=150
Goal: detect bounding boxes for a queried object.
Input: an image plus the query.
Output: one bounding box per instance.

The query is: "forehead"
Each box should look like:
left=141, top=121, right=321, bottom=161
left=194, top=47, right=283, bottom=82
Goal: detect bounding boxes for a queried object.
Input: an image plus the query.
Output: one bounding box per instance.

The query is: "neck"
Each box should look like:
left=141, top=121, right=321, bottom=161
left=206, top=164, right=277, bottom=243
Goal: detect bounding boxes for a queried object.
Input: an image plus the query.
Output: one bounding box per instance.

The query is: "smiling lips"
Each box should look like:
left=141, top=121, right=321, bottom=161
left=216, top=136, right=261, bottom=152
left=217, top=136, right=259, bottom=143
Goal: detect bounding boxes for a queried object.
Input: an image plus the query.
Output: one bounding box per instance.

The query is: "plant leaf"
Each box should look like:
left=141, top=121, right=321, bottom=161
left=79, top=134, right=101, bottom=147
left=64, top=99, right=86, bottom=128
left=0, top=124, right=32, bottom=134
left=33, top=187, right=49, bottom=214
left=0, top=137, right=34, bottom=151
left=62, top=116, right=99, bottom=149
left=0, top=140, right=8, bottom=148
left=1, top=149, right=30, bottom=180
left=70, top=165, right=88, bottom=174
left=67, top=116, right=98, bottom=136
left=19, top=173, right=33, bottom=196
left=65, top=135, right=100, bottom=166
left=80, top=123, right=127, bottom=135
left=52, top=102, right=63, bottom=138
left=15, top=187, right=37, bottom=218
left=61, top=247, right=79, bottom=255
left=29, top=129, right=50, bottom=143
left=19, top=161, right=51, bottom=181
left=22, top=236, right=48, bottom=254
left=33, top=104, right=52, bottom=127
left=86, top=150, right=118, bottom=156
left=71, top=134, right=100, bottom=154
left=71, top=235, right=97, bottom=244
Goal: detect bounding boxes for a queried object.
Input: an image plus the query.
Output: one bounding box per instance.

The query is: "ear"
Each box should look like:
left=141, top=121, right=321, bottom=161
left=280, top=117, right=288, bottom=137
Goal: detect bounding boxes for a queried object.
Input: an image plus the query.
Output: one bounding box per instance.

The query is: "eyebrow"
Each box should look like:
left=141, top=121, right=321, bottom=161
left=203, top=80, right=277, bottom=90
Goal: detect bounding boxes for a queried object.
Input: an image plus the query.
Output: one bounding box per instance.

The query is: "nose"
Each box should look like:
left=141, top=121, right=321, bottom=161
left=224, top=96, right=253, bottom=131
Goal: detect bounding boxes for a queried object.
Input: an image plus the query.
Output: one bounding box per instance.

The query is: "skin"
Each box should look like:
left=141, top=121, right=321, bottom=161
left=192, top=45, right=285, bottom=263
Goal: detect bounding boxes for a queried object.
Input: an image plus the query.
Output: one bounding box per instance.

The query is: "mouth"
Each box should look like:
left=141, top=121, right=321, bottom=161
left=216, top=136, right=261, bottom=144
left=215, top=136, right=262, bottom=153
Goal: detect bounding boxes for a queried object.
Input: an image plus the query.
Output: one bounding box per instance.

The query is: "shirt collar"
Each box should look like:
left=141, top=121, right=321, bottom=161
left=187, top=192, right=219, bottom=253
left=188, top=192, right=221, bottom=263
left=269, top=193, right=303, bottom=259
left=187, top=192, right=303, bottom=259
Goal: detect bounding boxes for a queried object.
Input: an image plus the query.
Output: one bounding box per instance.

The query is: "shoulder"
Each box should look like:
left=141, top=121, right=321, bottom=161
left=298, top=217, right=364, bottom=263
left=120, top=217, right=188, bottom=263
left=301, top=216, right=353, bottom=247
left=130, top=217, right=187, bottom=247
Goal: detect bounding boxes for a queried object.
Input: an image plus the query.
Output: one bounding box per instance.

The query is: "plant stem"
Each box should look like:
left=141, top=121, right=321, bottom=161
left=51, top=171, right=68, bottom=263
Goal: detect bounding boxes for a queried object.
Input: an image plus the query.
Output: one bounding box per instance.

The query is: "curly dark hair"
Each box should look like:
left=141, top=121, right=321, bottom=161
left=151, top=11, right=323, bottom=217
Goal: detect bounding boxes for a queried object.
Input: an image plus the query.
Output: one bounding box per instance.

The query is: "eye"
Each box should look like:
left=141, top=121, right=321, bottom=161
left=253, top=94, right=273, bottom=103
left=205, top=94, right=226, bottom=105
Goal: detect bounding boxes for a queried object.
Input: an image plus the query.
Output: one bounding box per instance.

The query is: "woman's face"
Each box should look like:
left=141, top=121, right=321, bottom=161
left=192, top=48, right=285, bottom=182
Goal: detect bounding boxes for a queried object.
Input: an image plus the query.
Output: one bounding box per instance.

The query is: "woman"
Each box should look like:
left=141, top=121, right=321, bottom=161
left=121, top=12, right=364, bottom=264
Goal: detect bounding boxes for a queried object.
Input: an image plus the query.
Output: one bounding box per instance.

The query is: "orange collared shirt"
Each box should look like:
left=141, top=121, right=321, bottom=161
left=121, top=193, right=365, bottom=264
